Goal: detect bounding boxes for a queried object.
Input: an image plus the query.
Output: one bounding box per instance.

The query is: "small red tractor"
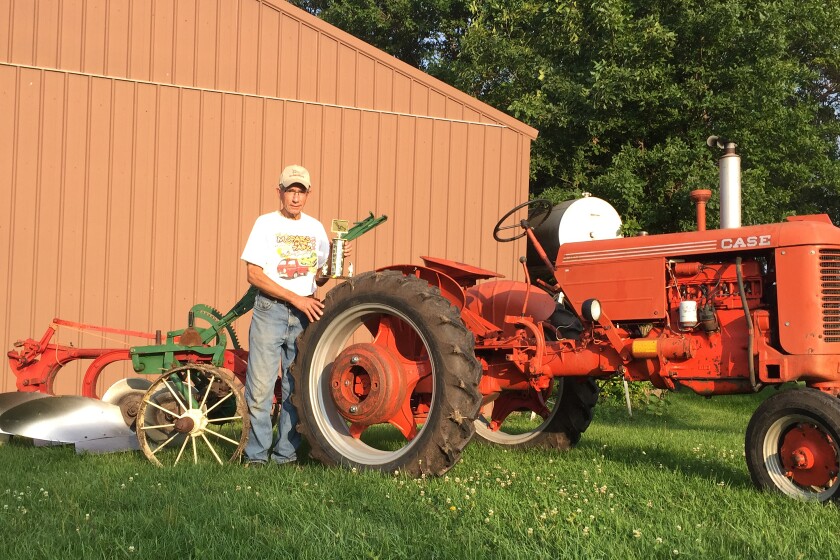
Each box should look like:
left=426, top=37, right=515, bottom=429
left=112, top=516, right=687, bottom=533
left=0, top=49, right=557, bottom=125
left=5, top=140, right=840, bottom=502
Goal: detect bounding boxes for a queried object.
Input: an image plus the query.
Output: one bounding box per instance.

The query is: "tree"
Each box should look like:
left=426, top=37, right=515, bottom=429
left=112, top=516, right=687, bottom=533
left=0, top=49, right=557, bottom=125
left=295, top=1, right=840, bottom=232
left=288, top=0, right=469, bottom=70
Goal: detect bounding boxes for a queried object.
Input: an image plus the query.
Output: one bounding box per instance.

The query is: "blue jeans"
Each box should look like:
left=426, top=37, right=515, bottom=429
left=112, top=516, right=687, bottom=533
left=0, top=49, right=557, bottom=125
left=243, top=292, right=308, bottom=464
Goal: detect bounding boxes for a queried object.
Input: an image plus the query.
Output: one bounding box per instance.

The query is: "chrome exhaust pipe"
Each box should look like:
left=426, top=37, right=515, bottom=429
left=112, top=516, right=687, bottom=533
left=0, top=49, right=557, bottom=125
left=708, top=136, right=741, bottom=229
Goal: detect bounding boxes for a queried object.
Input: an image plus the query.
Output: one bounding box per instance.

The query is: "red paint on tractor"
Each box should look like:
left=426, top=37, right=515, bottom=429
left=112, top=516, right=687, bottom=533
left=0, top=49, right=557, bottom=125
left=780, top=424, right=839, bottom=488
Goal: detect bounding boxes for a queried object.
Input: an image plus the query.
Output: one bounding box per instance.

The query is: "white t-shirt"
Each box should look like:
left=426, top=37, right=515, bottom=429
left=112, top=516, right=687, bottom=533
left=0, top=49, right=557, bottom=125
left=241, top=211, right=330, bottom=297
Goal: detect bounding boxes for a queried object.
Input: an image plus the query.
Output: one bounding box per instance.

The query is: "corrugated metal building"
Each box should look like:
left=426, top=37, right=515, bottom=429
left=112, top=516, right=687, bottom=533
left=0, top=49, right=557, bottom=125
left=0, top=0, right=538, bottom=394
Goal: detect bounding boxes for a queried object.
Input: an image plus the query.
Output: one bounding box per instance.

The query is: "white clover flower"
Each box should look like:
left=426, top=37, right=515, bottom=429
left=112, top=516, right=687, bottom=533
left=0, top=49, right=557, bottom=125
left=633, top=529, right=641, bottom=538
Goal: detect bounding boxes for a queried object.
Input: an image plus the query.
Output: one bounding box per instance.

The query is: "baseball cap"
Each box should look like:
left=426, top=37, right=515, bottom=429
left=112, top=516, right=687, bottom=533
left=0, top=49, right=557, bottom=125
left=279, top=164, right=311, bottom=191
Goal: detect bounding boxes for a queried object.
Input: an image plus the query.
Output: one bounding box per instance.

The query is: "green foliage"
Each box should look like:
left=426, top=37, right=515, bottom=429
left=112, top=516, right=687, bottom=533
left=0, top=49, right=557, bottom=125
left=288, top=0, right=470, bottom=69
left=300, top=1, right=840, bottom=232
left=447, top=0, right=840, bottom=232
left=598, top=378, right=670, bottom=416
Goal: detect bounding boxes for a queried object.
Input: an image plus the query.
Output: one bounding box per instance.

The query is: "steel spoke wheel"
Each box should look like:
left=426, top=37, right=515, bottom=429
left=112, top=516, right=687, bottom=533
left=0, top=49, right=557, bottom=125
left=474, top=378, right=598, bottom=449
left=745, top=388, right=840, bottom=502
left=493, top=199, right=553, bottom=242
left=136, top=364, right=249, bottom=467
left=292, top=271, right=482, bottom=476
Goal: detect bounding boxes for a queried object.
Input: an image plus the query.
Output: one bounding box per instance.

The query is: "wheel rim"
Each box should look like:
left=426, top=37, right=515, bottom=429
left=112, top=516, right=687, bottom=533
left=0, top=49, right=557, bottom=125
left=475, top=379, right=564, bottom=445
left=307, top=302, right=435, bottom=466
left=763, top=413, right=840, bottom=500
left=136, top=365, right=247, bottom=466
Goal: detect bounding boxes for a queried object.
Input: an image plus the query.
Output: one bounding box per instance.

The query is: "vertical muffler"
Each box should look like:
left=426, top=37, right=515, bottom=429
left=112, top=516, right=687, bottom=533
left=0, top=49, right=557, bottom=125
left=708, top=136, right=741, bottom=229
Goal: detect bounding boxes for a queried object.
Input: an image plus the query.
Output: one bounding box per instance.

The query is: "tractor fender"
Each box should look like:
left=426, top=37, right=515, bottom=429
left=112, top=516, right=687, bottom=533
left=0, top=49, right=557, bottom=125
left=376, top=264, right=467, bottom=310
left=464, top=280, right=556, bottom=336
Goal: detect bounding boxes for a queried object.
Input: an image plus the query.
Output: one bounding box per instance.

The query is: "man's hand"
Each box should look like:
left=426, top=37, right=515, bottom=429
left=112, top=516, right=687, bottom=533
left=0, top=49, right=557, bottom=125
left=292, top=294, right=325, bottom=322
left=343, top=240, right=353, bottom=259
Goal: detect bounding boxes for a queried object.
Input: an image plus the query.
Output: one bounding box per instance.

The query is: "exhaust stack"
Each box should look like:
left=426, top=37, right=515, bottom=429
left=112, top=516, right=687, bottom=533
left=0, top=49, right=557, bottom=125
left=690, top=189, right=712, bottom=231
left=708, top=136, right=741, bottom=229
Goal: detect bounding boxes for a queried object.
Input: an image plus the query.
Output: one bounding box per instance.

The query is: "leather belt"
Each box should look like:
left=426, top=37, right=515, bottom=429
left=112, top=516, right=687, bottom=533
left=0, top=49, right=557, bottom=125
left=258, top=291, right=292, bottom=307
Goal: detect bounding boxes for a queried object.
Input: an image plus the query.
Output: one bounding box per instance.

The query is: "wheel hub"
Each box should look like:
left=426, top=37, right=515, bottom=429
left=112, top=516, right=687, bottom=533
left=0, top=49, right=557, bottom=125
left=329, top=343, right=408, bottom=425
left=780, top=423, right=839, bottom=488
left=173, top=416, right=194, bottom=433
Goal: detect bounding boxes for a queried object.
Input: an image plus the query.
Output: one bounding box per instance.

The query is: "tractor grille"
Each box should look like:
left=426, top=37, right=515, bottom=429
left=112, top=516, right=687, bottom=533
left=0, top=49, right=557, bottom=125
left=821, top=249, right=840, bottom=342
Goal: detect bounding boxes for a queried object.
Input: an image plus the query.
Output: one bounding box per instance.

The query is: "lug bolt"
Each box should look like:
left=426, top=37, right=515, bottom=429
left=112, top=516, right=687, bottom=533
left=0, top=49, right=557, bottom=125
left=344, top=380, right=351, bottom=386
left=350, top=356, right=360, bottom=364
left=349, top=406, right=358, bottom=414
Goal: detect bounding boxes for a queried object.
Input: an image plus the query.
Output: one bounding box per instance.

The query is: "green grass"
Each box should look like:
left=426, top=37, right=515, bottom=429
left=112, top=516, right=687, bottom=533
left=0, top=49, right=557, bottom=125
left=1, top=390, right=837, bottom=559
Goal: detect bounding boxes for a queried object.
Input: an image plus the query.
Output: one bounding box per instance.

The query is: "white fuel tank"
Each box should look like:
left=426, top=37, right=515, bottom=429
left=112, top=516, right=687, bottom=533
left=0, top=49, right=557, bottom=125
left=526, top=194, right=622, bottom=282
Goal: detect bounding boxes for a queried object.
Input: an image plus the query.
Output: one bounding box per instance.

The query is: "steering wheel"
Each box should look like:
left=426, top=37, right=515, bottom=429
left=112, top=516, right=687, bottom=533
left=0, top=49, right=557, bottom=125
left=493, top=199, right=553, bottom=242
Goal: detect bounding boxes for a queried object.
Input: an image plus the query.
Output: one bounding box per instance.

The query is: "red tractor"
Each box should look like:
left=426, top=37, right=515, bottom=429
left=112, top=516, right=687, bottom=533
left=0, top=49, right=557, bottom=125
left=291, top=139, right=840, bottom=502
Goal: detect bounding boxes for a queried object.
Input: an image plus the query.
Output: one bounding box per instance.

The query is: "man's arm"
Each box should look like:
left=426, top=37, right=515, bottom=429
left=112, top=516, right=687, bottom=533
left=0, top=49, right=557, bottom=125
left=246, top=262, right=325, bottom=322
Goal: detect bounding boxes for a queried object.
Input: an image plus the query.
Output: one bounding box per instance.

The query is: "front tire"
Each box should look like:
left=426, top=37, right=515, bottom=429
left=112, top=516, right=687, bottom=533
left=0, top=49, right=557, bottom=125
left=745, top=388, right=840, bottom=502
left=291, top=271, right=482, bottom=476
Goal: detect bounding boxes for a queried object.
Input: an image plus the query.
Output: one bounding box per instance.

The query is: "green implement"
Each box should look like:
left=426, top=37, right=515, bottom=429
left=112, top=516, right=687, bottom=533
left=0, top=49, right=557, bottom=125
left=344, top=212, right=388, bottom=241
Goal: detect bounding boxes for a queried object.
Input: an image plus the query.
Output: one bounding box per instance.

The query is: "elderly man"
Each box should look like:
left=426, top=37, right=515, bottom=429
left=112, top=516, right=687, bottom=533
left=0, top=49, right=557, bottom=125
left=240, top=164, right=348, bottom=467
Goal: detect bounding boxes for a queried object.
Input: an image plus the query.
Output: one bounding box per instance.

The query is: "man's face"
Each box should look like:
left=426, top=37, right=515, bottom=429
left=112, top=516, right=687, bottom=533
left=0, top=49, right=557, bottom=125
left=279, top=185, right=309, bottom=219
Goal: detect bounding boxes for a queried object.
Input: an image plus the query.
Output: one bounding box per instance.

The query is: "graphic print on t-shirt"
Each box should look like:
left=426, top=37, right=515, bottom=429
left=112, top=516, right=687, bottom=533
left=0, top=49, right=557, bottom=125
left=275, top=234, right=318, bottom=280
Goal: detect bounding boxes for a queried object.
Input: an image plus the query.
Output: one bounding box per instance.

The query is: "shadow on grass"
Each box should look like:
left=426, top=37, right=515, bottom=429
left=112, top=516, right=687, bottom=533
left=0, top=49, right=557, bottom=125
left=576, top=435, right=754, bottom=489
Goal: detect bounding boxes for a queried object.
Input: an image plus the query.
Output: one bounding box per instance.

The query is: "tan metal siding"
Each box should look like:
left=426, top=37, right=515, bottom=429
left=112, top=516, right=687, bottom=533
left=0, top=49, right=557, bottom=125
left=1, top=0, right=535, bottom=396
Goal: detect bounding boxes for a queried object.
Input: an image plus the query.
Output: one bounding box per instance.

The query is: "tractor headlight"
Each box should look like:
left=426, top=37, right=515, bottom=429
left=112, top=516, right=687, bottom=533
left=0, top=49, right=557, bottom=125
left=581, top=299, right=602, bottom=322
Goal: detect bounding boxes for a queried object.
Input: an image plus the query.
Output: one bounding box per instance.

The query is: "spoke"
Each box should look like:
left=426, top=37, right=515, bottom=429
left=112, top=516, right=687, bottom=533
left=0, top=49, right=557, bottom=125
left=173, top=435, right=190, bottom=466
left=140, top=422, right=176, bottom=431
left=201, top=433, right=225, bottom=464
left=143, top=398, right=183, bottom=418
left=191, top=435, right=198, bottom=464
left=206, top=415, right=242, bottom=424
left=199, top=373, right=214, bottom=409
left=186, top=369, right=194, bottom=411
left=150, top=433, right=180, bottom=456
left=205, top=390, right=234, bottom=415
left=348, top=422, right=366, bottom=439
left=163, top=378, right=189, bottom=412
left=390, top=398, right=419, bottom=440
left=373, top=316, right=399, bottom=348
left=204, top=426, right=242, bottom=446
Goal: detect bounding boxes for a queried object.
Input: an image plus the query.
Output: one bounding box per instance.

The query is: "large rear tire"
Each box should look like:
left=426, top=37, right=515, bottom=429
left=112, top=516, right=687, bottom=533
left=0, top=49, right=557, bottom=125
left=745, top=388, right=840, bottom=502
left=291, top=271, right=482, bottom=476
left=474, top=378, right=598, bottom=448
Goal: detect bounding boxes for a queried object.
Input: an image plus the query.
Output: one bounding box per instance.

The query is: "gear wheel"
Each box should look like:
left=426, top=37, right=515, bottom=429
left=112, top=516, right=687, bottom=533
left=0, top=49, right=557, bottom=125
left=188, top=304, right=244, bottom=349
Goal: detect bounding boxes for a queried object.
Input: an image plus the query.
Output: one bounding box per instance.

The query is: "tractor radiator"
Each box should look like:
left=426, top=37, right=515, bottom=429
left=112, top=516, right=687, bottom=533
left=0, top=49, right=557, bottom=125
left=820, top=249, right=840, bottom=342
